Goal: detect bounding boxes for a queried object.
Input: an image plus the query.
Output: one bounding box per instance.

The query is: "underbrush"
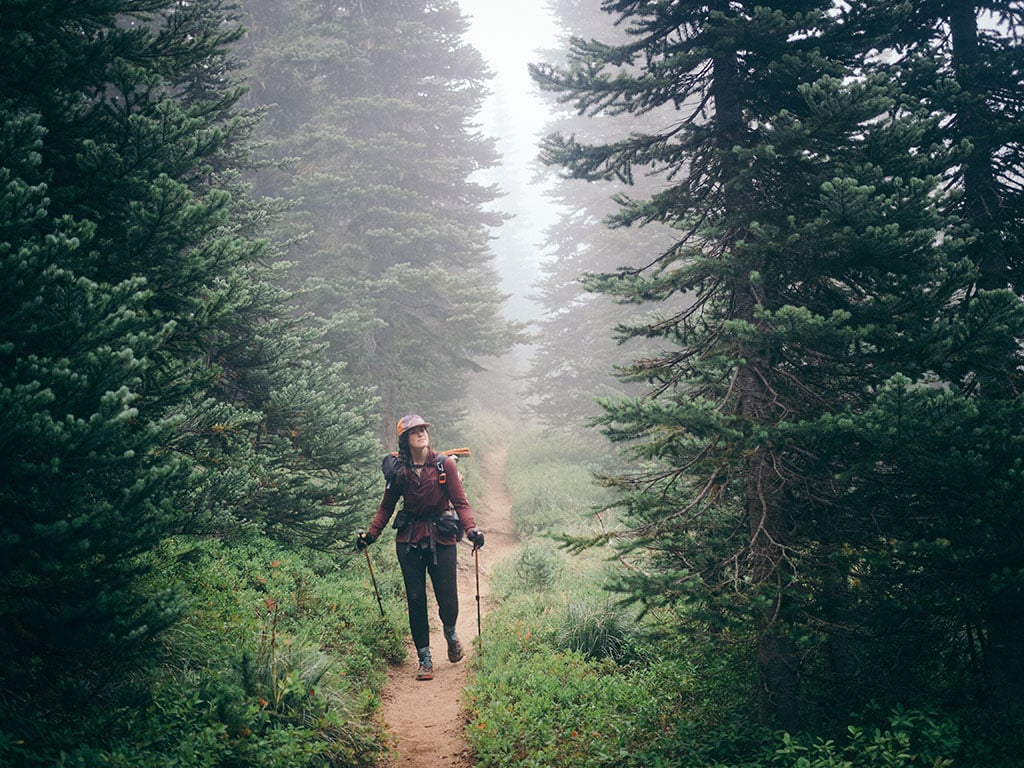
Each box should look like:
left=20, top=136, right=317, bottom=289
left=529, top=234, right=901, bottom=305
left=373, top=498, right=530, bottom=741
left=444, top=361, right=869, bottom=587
left=6, top=534, right=405, bottom=767
left=466, top=553, right=762, bottom=768
left=467, top=556, right=973, bottom=768
left=462, top=426, right=999, bottom=768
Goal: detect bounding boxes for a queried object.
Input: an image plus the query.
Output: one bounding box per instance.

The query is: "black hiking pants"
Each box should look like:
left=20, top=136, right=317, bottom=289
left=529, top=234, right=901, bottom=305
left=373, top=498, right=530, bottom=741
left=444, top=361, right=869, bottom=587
left=396, top=541, right=458, bottom=651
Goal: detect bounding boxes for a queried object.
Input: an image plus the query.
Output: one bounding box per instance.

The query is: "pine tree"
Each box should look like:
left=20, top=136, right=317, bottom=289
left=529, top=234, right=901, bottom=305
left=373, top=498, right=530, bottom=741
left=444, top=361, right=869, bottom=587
left=525, top=0, right=679, bottom=429
left=237, top=0, right=522, bottom=442
left=884, top=1, right=1024, bottom=295
left=526, top=182, right=667, bottom=428
left=534, top=0, right=850, bottom=728
left=0, top=0, right=381, bottom=738
left=532, top=0, right=1024, bottom=726
left=0, top=90, right=188, bottom=715
left=839, top=0, right=1024, bottom=705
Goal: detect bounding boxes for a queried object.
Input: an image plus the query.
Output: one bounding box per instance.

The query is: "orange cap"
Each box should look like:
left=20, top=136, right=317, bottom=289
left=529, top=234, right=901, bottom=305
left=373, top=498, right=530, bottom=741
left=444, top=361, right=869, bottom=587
left=396, top=414, right=431, bottom=438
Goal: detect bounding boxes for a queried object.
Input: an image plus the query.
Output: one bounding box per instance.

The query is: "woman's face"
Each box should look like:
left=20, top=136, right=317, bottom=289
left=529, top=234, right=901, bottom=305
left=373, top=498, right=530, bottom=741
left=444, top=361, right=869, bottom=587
left=406, top=425, right=429, bottom=448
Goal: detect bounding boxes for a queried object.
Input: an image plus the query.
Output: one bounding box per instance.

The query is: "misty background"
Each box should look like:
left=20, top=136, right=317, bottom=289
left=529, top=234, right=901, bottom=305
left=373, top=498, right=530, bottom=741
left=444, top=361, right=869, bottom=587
left=458, top=0, right=561, bottom=326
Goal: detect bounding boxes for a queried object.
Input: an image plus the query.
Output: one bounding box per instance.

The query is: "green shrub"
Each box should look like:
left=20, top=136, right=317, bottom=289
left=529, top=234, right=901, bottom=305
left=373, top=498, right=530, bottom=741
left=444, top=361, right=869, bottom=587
left=770, top=706, right=960, bottom=768
left=489, top=539, right=566, bottom=600
left=468, top=613, right=963, bottom=768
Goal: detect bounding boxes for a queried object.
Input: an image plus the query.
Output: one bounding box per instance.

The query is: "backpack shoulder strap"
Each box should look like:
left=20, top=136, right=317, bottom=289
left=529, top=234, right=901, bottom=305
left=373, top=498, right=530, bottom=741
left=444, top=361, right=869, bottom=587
left=434, top=448, right=470, bottom=486
left=382, top=452, right=402, bottom=490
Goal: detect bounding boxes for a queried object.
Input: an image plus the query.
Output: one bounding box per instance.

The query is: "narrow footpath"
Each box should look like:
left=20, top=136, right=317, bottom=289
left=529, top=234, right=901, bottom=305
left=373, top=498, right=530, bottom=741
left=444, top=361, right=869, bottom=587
left=377, top=443, right=518, bottom=768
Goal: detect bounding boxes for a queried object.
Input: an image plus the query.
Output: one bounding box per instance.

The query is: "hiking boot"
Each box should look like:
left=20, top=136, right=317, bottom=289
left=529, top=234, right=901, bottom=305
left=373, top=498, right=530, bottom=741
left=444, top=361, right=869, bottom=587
left=415, top=646, right=433, bottom=680
left=446, top=634, right=464, bottom=663
left=415, top=663, right=434, bottom=681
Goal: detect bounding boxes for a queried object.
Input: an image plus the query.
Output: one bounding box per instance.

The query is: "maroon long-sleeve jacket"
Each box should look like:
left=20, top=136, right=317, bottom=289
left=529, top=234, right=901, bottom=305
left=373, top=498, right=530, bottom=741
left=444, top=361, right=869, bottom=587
left=367, top=450, right=476, bottom=546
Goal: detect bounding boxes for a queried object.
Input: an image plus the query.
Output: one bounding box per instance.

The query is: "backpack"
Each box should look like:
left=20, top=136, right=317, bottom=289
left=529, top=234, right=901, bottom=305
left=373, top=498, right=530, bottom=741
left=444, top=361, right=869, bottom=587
left=381, top=448, right=470, bottom=541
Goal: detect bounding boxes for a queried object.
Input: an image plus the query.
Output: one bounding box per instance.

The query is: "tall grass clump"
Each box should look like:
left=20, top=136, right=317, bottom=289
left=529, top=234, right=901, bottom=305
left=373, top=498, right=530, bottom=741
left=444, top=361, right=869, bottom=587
left=552, top=595, right=636, bottom=663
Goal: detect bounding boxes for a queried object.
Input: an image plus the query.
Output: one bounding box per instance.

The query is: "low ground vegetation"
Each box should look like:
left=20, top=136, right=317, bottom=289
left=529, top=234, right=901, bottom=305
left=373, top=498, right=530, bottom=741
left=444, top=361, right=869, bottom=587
left=4, top=414, right=496, bottom=766
left=462, top=427, right=1019, bottom=768
left=4, top=534, right=406, bottom=767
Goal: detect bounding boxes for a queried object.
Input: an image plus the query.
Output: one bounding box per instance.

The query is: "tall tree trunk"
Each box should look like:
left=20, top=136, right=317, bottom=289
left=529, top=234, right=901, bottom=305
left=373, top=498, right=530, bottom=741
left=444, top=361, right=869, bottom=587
left=735, top=309, right=799, bottom=732
left=947, top=2, right=1005, bottom=290
left=711, top=37, right=800, bottom=729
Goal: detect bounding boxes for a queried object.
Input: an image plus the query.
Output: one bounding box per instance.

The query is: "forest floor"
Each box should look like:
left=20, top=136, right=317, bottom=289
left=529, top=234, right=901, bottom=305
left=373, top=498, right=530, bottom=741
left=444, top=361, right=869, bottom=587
left=377, top=442, right=518, bottom=768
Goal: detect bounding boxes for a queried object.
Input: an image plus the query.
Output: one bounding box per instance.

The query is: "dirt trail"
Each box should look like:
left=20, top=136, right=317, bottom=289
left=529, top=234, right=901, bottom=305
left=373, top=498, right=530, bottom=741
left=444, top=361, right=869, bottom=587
left=377, top=443, right=518, bottom=768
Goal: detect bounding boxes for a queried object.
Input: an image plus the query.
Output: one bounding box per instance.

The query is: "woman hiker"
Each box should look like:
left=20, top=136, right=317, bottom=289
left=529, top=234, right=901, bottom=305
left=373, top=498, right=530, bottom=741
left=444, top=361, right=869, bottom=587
left=356, top=414, right=484, bottom=680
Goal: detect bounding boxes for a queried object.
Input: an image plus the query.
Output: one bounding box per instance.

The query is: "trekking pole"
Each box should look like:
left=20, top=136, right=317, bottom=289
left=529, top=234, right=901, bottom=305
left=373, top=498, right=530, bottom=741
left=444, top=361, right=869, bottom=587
left=473, top=544, right=482, bottom=644
left=359, top=531, right=385, bottom=618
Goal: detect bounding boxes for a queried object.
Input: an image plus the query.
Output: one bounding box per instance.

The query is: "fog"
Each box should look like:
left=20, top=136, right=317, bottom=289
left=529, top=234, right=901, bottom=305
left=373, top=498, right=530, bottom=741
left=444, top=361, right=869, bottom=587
left=458, top=0, right=564, bottom=326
